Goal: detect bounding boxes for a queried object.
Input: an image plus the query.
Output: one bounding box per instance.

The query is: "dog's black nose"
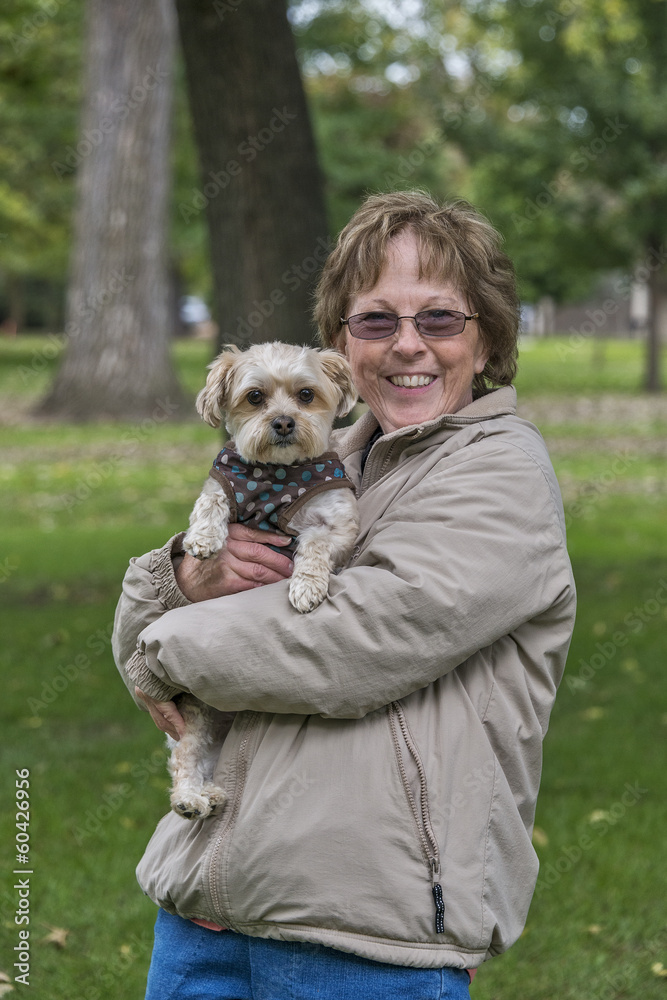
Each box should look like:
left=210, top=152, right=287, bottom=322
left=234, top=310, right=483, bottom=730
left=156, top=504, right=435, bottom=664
left=271, top=415, right=295, bottom=436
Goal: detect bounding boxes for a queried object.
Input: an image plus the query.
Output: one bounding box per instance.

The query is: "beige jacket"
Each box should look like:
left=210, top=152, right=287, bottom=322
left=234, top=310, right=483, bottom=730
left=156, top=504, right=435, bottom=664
left=113, top=386, right=576, bottom=972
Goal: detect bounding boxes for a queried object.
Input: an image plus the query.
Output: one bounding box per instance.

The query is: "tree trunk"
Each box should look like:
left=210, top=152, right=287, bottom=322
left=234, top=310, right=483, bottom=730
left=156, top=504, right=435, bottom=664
left=175, top=0, right=328, bottom=350
left=6, top=274, right=25, bottom=333
left=38, top=0, right=184, bottom=421
left=645, top=264, right=666, bottom=393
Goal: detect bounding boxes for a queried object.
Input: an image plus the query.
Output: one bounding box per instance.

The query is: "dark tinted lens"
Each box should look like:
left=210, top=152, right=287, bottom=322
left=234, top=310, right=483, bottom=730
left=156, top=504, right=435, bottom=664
left=348, top=312, right=397, bottom=339
left=416, top=310, right=464, bottom=336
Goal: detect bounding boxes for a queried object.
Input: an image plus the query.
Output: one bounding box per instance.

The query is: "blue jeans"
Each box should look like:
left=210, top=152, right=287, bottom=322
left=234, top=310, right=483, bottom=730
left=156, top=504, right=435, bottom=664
left=145, top=910, right=472, bottom=1000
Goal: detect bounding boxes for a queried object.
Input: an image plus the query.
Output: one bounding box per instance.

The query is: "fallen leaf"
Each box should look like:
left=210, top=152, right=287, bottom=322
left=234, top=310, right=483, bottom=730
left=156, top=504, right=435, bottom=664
left=651, top=962, right=667, bottom=978
left=42, top=925, right=69, bottom=948
left=592, top=622, right=607, bottom=636
left=532, top=827, right=549, bottom=848
left=588, top=810, right=611, bottom=824
left=587, top=925, right=602, bottom=935
left=581, top=706, right=605, bottom=721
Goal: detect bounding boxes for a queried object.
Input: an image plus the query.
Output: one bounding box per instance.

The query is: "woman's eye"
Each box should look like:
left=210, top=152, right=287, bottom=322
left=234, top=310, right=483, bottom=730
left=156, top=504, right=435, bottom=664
left=247, top=390, right=264, bottom=405
left=298, top=388, right=314, bottom=403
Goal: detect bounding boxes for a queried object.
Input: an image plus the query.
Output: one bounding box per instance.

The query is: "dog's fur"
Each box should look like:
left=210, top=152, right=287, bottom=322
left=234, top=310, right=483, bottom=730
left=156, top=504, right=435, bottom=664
left=168, top=342, right=359, bottom=820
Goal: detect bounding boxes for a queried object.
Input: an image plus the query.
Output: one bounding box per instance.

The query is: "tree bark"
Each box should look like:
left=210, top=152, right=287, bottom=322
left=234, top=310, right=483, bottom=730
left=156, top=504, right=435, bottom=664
left=645, top=262, right=666, bottom=393
left=38, top=0, right=184, bottom=421
left=175, top=0, right=328, bottom=350
left=6, top=274, right=25, bottom=333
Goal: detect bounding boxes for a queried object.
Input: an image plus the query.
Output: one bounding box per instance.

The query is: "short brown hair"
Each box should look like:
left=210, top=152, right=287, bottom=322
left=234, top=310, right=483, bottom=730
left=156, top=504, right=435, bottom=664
left=314, top=190, right=519, bottom=397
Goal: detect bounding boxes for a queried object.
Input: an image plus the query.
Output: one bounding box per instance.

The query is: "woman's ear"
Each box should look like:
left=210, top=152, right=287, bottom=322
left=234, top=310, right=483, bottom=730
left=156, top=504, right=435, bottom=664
left=473, top=324, right=490, bottom=375
left=318, top=349, right=358, bottom=418
left=195, top=346, right=241, bottom=427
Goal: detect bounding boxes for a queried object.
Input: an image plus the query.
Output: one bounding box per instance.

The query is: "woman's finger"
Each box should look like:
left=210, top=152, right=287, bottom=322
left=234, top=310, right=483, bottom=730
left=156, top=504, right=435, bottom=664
left=226, top=522, right=294, bottom=548
left=224, top=538, right=294, bottom=580
left=135, top=687, right=185, bottom=740
left=222, top=551, right=292, bottom=587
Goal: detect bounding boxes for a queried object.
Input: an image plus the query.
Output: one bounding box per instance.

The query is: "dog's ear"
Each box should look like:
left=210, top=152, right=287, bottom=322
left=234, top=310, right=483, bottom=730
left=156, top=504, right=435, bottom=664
left=195, top=346, right=241, bottom=428
left=318, top=349, right=358, bottom=418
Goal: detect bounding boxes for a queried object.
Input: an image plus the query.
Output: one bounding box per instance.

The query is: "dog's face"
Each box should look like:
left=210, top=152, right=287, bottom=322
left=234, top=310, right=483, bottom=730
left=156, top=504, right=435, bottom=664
left=196, top=342, right=358, bottom=465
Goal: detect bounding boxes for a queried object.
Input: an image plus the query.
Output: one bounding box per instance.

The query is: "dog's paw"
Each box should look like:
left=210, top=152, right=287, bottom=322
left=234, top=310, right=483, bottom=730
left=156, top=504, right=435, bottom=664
left=202, top=783, right=227, bottom=816
left=171, top=791, right=214, bottom=821
left=289, top=573, right=329, bottom=614
left=183, top=532, right=223, bottom=561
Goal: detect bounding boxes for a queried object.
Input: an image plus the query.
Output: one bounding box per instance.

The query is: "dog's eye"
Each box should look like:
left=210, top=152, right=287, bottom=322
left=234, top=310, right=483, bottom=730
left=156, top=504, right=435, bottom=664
left=298, top=388, right=314, bottom=403
left=246, top=390, right=264, bottom=406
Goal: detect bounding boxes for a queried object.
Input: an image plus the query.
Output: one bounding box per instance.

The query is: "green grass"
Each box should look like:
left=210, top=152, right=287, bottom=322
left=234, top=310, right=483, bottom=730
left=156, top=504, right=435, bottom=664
left=1, top=336, right=666, bottom=998
left=515, top=335, right=648, bottom=396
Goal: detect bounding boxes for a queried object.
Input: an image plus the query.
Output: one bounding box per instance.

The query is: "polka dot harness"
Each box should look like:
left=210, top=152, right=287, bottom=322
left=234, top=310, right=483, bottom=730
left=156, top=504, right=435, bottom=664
left=209, top=445, right=356, bottom=553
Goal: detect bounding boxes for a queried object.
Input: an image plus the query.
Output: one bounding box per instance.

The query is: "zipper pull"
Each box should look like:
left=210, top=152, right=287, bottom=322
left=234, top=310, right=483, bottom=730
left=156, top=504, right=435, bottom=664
left=430, top=858, right=445, bottom=934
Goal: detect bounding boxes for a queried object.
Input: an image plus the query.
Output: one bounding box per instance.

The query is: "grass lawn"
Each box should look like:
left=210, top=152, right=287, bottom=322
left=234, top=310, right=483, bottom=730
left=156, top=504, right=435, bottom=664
left=1, top=336, right=666, bottom=999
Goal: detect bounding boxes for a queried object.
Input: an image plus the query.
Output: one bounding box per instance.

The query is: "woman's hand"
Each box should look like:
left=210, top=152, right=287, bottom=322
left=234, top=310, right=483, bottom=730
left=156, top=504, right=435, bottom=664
left=137, top=528, right=291, bottom=737
left=134, top=688, right=186, bottom=740
left=176, top=523, right=294, bottom=603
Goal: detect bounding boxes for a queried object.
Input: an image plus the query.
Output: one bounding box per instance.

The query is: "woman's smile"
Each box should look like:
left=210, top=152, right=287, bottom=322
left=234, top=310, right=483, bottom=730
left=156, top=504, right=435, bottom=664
left=387, top=374, right=437, bottom=388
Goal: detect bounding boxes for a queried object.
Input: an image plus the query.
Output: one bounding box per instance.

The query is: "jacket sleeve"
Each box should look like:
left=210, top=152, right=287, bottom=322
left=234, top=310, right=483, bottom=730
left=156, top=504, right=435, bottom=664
left=125, top=440, right=575, bottom=717
left=112, top=532, right=192, bottom=708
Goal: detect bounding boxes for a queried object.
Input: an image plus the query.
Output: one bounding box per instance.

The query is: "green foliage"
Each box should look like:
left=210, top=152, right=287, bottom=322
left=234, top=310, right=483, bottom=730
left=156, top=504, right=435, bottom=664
left=0, top=0, right=82, bottom=278
left=291, top=1, right=463, bottom=235
left=441, top=0, right=667, bottom=299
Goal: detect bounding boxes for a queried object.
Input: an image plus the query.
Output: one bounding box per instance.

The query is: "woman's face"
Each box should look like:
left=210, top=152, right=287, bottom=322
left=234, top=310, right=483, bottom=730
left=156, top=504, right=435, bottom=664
left=339, top=230, right=489, bottom=435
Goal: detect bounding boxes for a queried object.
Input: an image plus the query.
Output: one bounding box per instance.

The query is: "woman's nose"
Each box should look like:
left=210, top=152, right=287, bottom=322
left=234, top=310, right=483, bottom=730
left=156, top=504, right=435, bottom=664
left=392, top=316, right=425, bottom=354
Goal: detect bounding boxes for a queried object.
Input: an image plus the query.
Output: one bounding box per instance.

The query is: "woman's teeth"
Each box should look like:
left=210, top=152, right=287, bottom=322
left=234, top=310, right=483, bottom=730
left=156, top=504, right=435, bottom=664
left=389, top=375, right=435, bottom=387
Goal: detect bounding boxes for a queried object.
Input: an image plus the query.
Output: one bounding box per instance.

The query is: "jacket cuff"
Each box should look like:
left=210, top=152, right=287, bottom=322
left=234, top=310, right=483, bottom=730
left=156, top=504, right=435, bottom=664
left=150, top=532, right=192, bottom=611
left=126, top=645, right=182, bottom=702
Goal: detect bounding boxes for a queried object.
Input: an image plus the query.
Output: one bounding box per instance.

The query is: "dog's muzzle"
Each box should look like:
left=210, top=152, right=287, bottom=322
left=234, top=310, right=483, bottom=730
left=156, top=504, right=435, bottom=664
left=271, top=415, right=296, bottom=443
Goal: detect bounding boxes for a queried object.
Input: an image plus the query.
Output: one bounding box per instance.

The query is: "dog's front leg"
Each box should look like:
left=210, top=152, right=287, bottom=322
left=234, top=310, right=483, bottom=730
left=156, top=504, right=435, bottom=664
left=183, top=477, right=231, bottom=560
left=287, top=490, right=359, bottom=613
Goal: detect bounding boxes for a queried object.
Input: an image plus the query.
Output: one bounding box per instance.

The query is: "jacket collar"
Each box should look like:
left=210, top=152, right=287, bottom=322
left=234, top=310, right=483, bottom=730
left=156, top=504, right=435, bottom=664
left=335, top=385, right=517, bottom=461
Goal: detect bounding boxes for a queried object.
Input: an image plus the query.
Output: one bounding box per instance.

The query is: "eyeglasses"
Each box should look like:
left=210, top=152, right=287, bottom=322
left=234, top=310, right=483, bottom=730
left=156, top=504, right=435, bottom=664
left=340, top=309, right=479, bottom=341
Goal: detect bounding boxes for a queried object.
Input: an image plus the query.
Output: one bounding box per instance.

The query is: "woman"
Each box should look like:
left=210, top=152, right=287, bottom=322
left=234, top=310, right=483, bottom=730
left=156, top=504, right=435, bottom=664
left=114, top=190, right=576, bottom=999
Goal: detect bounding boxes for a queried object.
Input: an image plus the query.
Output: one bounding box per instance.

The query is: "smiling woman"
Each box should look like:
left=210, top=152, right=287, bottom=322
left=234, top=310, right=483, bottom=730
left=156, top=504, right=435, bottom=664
left=113, top=190, right=576, bottom=1000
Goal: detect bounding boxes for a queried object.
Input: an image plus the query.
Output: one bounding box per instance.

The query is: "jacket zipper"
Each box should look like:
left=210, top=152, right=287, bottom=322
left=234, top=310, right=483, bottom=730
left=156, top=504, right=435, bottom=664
left=207, top=712, right=259, bottom=927
left=388, top=701, right=445, bottom=934
left=361, top=439, right=400, bottom=493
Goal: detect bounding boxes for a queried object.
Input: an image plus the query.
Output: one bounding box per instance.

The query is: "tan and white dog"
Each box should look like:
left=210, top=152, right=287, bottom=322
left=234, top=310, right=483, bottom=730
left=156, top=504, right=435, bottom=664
left=168, top=341, right=359, bottom=820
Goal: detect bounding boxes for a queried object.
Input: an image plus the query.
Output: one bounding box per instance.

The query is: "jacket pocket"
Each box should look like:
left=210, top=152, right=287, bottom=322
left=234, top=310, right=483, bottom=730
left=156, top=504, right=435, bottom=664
left=388, top=701, right=445, bottom=934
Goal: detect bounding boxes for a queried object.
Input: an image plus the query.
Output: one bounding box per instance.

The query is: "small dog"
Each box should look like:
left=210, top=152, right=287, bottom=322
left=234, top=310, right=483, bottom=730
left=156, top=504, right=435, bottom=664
left=168, top=342, right=359, bottom=820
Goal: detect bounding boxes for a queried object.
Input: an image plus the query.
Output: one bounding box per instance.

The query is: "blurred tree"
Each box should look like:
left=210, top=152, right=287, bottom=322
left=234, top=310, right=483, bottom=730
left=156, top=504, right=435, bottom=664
left=38, top=0, right=184, bottom=420
left=175, top=0, right=328, bottom=349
